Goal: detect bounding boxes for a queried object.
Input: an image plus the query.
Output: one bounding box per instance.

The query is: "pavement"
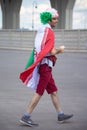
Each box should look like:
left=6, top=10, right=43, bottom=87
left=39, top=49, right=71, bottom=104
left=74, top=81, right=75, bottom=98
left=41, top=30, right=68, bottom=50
left=0, top=49, right=87, bottom=130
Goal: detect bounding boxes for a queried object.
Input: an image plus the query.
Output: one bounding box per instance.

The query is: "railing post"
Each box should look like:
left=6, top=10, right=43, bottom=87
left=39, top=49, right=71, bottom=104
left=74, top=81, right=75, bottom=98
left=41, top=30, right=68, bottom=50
left=78, top=29, right=80, bottom=50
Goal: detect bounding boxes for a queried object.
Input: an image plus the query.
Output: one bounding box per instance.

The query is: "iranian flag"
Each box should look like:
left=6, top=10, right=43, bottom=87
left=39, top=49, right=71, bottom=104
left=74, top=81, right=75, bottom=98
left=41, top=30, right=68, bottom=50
left=19, top=24, right=55, bottom=89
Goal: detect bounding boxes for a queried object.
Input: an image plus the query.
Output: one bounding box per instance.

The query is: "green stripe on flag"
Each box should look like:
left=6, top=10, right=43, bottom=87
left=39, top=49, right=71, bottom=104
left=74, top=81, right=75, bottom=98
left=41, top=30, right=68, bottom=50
left=25, top=49, right=34, bottom=69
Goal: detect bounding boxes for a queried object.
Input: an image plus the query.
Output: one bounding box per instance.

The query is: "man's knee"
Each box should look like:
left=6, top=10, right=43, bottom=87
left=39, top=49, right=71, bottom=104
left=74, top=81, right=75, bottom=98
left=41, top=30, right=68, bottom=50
left=51, top=91, right=57, bottom=97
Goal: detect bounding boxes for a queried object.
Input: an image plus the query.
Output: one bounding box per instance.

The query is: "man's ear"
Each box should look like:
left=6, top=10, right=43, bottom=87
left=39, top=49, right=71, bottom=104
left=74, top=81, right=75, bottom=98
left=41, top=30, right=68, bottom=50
left=48, top=20, right=52, bottom=24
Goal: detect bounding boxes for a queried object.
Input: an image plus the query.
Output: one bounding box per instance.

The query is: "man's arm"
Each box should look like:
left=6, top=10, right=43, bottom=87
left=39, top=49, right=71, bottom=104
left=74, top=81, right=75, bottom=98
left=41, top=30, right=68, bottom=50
left=51, top=46, right=65, bottom=55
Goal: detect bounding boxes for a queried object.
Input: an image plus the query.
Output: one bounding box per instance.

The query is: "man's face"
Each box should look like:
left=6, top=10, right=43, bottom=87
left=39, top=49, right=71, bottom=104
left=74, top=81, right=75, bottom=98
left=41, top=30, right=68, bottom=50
left=49, top=17, right=58, bottom=28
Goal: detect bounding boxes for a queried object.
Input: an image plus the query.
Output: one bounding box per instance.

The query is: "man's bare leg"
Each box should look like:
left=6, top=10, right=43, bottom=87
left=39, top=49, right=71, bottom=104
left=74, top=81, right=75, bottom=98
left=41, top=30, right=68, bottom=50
left=50, top=91, right=73, bottom=122
left=50, top=91, right=62, bottom=112
left=26, top=92, right=41, bottom=114
left=20, top=92, right=41, bottom=126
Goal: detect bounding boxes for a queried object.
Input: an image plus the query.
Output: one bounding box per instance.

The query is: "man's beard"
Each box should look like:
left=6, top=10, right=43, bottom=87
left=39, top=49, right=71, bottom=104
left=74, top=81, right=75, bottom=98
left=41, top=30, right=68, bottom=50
left=51, top=25, right=55, bottom=28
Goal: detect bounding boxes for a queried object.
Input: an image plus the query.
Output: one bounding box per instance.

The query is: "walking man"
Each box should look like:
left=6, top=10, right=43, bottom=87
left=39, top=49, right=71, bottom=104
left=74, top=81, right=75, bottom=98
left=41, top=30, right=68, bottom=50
left=19, top=8, right=73, bottom=126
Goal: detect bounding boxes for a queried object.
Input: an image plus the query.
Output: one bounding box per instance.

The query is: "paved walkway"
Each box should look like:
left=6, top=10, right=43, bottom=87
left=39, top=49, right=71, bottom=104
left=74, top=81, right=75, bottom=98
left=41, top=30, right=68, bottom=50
left=0, top=49, right=87, bottom=130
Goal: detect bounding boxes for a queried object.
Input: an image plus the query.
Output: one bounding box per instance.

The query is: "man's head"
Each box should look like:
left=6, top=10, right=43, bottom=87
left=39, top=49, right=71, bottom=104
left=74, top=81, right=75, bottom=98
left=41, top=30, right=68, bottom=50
left=40, top=8, right=59, bottom=27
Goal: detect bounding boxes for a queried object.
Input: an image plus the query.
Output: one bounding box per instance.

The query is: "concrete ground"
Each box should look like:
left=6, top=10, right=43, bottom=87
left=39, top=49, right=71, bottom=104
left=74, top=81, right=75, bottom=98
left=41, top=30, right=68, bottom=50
left=0, top=49, right=87, bottom=130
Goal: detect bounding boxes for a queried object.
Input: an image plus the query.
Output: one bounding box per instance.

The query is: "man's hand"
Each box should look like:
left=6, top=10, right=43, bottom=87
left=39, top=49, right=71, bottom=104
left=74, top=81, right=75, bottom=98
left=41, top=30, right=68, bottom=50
left=58, top=46, right=65, bottom=53
left=51, top=46, right=65, bottom=55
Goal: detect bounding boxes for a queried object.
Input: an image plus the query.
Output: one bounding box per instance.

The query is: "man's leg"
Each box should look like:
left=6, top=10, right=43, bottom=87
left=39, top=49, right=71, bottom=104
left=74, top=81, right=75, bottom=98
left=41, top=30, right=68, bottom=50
left=50, top=91, right=73, bottom=123
left=26, top=92, right=41, bottom=114
left=20, top=92, right=41, bottom=126
left=50, top=91, right=62, bottom=112
left=20, top=64, right=51, bottom=126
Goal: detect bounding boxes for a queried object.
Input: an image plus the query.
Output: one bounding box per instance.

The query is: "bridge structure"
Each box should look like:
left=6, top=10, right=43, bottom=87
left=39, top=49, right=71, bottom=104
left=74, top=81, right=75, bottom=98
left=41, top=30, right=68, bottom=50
left=0, top=0, right=75, bottom=29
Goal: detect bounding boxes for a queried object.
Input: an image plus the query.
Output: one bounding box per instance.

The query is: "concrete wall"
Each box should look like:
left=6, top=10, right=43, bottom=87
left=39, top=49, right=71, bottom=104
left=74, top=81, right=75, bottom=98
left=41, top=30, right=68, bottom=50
left=55, top=29, right=87, bottom=50
left=0, top=29, right=87, bottom=51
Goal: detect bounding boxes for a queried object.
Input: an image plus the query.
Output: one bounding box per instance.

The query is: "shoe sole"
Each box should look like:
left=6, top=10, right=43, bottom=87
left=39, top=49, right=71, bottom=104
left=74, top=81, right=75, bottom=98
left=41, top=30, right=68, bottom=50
left=20, top=120, right=32, bottom=127
left=58, top=116, right=73, bottom=124
left=58, top=120, right=65, bottom=124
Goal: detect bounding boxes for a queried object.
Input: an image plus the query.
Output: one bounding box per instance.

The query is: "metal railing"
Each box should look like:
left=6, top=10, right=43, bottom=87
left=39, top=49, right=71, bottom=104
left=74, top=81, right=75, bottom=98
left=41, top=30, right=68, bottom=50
left=0, top=29, right=87, bottom=51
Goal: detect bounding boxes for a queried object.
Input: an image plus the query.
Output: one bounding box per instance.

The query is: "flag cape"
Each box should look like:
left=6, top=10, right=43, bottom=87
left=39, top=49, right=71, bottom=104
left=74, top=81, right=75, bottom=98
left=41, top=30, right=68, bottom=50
left=19, top=24, right=55, bottom=89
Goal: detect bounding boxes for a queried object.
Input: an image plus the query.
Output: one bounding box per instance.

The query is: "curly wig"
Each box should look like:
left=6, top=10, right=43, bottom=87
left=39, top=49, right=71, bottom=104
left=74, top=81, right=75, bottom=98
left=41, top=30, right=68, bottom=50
left=40, top=12, right=52, bottom=24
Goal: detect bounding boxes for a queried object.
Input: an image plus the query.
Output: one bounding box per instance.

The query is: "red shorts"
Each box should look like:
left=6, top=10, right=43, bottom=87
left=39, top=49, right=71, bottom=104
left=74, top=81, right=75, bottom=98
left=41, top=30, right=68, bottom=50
left=36, top=64, right=58, bottom=95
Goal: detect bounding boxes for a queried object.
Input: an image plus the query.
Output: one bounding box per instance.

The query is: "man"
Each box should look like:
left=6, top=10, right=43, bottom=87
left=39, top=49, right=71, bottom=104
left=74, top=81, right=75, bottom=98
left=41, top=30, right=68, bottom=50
left=19, top=8, right=73, bottom=126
